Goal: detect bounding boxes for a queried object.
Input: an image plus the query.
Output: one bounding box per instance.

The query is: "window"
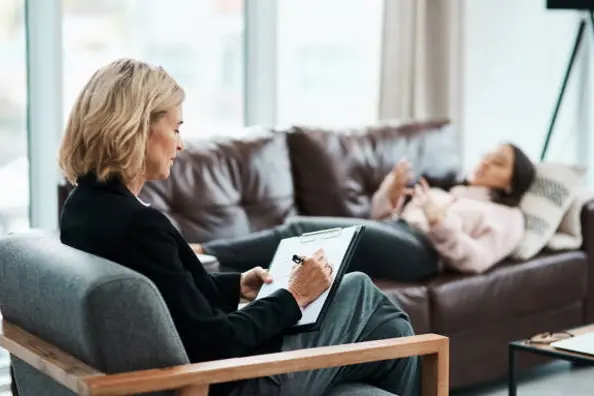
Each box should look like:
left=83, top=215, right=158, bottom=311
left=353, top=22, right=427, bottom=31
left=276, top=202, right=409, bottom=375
left=0, top=0, right=28, bottom=236
left=62, top=0, right=244, bottom=137
left=6, top=0, right=385, bottom=235
left=276, top=0, right=384, bottom=125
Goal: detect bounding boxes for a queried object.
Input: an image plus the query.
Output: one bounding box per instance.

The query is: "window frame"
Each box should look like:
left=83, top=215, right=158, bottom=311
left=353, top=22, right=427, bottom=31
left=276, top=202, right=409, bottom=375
left=25, top=0, right=63, bottom=230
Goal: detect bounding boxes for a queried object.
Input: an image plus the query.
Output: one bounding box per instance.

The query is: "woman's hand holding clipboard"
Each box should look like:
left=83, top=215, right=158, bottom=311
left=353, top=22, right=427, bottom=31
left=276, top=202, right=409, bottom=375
left=287, top=249, right=333, bottom=309
left=254, top=225, right=364, bottom=333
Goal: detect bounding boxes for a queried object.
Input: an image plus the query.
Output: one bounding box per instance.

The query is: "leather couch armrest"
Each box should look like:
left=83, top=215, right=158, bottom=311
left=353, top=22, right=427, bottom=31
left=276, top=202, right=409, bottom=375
left=580, top=199, right=594, bottom=252
left=580, top=199, right=594, bottom=322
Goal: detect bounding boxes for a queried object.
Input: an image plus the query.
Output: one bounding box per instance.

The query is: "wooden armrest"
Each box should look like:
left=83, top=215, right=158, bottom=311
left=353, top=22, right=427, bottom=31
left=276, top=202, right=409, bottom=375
left=0, top=320, right=102, bottom=394
left=1, top=320, right=449, bottom=396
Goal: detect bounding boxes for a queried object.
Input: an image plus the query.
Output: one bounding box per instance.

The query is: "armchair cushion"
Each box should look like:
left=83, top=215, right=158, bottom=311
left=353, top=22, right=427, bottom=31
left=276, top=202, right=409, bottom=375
left=325, top=383, right=396, bottom=395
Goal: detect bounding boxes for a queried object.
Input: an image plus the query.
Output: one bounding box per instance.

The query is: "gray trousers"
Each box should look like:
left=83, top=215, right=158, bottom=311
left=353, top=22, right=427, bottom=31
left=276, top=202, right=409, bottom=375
left=204, top=216, right=439, bottom=282
left=232, top=272, right=420, bottom=396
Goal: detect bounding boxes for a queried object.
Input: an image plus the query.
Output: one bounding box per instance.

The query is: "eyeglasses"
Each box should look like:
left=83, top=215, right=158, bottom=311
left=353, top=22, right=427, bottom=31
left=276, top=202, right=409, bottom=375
left=525, top=331, right=574, bottom=345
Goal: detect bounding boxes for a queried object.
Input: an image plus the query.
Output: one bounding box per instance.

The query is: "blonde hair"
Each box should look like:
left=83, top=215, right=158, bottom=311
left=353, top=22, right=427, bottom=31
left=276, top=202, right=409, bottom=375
left=58, top=58, right=185, bottom=185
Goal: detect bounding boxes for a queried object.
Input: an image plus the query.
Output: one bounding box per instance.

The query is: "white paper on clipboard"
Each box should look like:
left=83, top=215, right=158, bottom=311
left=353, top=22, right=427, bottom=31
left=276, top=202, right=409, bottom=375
left=254, top=225, right=360, bottom=327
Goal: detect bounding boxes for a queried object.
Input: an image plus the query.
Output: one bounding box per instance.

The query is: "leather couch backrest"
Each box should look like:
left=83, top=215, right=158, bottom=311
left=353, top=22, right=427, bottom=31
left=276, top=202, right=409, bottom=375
left=139, top=129, right=296, bottom=242
left=59, top=120, right=462, bottom=243
left=282, top=120, right=462, bottom=218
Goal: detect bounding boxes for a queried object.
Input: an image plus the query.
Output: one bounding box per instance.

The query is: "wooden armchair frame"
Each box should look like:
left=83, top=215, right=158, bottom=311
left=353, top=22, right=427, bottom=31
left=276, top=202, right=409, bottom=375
left=0, top=320, right=449, bottom=396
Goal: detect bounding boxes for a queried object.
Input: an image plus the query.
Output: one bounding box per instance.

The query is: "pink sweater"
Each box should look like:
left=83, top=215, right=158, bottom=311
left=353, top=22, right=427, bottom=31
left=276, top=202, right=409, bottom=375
left=371, top=176, right=525, bottom=274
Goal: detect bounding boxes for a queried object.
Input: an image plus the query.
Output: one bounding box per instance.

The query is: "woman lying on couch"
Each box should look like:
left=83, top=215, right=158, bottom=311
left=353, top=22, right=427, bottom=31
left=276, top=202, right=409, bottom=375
left=191, top=143, right=536, bottom=282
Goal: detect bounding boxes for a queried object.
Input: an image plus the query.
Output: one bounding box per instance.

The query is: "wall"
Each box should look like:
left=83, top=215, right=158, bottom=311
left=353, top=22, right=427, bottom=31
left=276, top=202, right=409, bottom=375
left=460, top=0, right=593, bottom=176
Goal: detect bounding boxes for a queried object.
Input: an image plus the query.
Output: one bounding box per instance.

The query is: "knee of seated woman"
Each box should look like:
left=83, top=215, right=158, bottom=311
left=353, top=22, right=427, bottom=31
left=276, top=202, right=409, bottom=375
left=343, top=271, right=372, bottom=286
left=343, top=272, right=412, bottom=317
left=283, top=215, right=307, bottom=225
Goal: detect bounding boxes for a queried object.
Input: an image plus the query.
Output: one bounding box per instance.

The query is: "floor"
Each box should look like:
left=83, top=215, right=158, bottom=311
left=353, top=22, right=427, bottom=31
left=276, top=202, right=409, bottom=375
left=453, top=361, right=594, bottom=396
left=0, top=350, right=592, bottom=395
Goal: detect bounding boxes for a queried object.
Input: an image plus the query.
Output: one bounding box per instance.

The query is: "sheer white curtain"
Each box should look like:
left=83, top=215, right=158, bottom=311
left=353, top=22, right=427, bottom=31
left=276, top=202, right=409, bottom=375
left=379, top=0, right=463, bottom=122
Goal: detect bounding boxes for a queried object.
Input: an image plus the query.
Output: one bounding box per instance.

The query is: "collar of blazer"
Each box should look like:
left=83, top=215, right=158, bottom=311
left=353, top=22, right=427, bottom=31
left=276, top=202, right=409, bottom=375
left=76, top=172, right=136, bottom=200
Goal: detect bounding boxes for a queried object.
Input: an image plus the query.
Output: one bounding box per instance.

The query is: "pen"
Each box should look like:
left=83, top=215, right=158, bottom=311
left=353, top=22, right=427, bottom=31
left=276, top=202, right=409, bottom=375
left=292, top=254, right=304, bottom=265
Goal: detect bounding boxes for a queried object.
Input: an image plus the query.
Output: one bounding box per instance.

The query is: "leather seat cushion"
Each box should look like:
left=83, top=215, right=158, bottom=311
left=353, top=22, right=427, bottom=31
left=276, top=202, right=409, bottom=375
left=373, top=279, right=431, bottom=334
left=429, top=251, right=588, bottom=333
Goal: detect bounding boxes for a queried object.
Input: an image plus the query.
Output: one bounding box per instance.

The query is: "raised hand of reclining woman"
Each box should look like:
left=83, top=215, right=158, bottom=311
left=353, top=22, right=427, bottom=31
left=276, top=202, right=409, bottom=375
left=410, top=178, right=452, bottom=227
left=370, top=158, right=414, bottom=220
left=386, top=158, right=413, bottom=208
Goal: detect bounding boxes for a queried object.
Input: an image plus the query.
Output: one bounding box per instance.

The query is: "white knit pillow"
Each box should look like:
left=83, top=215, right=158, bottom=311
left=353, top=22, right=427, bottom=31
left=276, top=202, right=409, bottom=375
left=511, top=163, right=586, bottom=260
left=547, top=188, right=594, bottom=251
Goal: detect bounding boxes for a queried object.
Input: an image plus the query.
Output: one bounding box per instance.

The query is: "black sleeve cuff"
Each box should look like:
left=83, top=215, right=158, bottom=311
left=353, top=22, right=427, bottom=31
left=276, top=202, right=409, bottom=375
left=269, top=288, right=302, bottom=326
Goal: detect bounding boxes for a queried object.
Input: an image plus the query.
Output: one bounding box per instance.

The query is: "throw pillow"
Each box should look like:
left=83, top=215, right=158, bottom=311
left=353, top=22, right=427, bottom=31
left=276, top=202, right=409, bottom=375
left=511, top=163, right=586, bottom=260
left=547, top=188, right=594, bottom=251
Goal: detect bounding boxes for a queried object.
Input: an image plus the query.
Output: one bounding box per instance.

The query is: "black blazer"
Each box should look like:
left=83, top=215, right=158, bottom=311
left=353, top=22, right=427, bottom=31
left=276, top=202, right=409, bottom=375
left=60, top=174, right=301, bottom=394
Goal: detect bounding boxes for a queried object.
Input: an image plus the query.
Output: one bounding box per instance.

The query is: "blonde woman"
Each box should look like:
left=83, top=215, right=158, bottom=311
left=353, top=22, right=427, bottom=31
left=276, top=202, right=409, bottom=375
left=58, top=58, right=420, bottom=396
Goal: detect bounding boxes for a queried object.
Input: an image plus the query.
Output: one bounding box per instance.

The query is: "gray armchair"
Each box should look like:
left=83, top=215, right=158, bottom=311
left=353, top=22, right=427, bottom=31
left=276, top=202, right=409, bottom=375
left=0, top=231, right=449, bottom=395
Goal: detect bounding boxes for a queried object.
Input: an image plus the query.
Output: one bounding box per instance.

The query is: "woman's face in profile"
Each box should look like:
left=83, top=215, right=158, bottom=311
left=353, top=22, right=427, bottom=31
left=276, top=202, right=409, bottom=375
left=145, top=106, right=184, bottom=181
left=468, top=144, right=514, bottom=190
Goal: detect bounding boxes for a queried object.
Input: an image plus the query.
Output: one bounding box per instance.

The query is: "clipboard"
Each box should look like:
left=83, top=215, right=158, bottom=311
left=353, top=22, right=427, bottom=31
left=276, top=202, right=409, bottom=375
left=254, top=225, right=365, bottom=333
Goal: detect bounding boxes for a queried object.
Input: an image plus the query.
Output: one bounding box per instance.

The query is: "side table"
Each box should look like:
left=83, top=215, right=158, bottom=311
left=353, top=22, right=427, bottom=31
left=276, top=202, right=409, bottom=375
left=508, top=324, right=594, bottom=395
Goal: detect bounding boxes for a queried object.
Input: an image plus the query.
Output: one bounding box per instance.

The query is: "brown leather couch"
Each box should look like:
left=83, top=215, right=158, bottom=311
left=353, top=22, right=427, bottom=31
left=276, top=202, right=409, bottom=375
left=58, top=120, right=594, bottom=390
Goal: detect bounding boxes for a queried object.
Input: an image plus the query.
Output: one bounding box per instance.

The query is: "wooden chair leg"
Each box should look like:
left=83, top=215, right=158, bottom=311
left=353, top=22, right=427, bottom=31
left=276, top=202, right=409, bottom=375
left=177, top=384, right=209, bottom=396
left=421, top=347, right=449, bottom=396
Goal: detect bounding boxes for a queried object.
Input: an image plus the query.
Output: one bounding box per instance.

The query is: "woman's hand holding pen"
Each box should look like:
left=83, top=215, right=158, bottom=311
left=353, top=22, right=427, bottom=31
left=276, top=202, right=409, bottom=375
left=288, top=248, right=333, bottom=309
